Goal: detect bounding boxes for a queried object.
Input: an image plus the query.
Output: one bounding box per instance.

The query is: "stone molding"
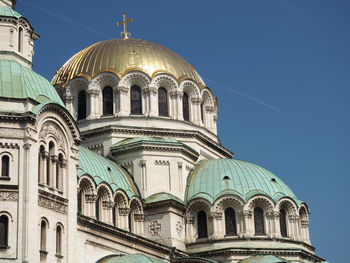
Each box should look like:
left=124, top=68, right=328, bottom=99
left=85, top=194, right=98, bottom=203
left=119, top=207, right=130, bottom=215
left=0, top=142, right=19, bottom=149
left=154, top=160, right=170, bottom=166
left=134, top=213, right=145, bottom=222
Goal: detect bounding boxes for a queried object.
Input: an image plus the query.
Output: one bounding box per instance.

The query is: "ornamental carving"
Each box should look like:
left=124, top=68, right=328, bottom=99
left=0, top=191, right=18, bottom=201
left=152, top=75, right=178, bottom=91
left=210, top=212, right=222, bottom=220
left=149, top=220, right=161, bottom=235
left=185, top=216, right=195, bottom=224
left=39, top=122, right=66, bottom=150
left=119, top=207, right=131, bottom=215
left=176, top=221, right=183, bottom=235
left=0, top=128, right=22, bottom=138
left=180, top=80, right=200, bottom=97
left=134, top=213, right=145, bottom=222
left=85, top=194, right=98, bottom=203
left=120, top=72, right=150, bottom=88
left=102, top=201, right=115, bottom=209
left=0, top=142, right=19, bottom=149
left=91, top=72, right=119, bottom=90
left=38, top=196, right=67, bottom=214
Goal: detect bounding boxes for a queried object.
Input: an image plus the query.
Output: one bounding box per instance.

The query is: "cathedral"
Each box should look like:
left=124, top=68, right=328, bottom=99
left=0, top=1, right=327, bottom=262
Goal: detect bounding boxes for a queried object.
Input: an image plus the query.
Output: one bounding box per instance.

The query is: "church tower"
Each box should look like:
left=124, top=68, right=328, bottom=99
left=0, top=0, right=39, bottom=68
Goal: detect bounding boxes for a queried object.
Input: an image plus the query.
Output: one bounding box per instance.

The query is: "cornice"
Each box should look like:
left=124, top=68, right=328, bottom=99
left=77, top=214, right=187, bottom=257
left=82, top=125, right=233, bottom=158
left=111, top=143, right=199, bottom=162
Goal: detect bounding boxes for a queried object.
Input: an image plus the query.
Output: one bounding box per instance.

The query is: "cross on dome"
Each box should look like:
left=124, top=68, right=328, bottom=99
left=117, top=13, right=133, bottom=39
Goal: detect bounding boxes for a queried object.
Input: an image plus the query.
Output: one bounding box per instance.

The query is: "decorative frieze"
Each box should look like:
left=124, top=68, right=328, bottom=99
left=0, top=142, right=19, bottom=149
left=210, top=212, right=223, bottom=220
left=0, top=191, right=18, bottom=201
left=38, top=196, right=67, bottom=214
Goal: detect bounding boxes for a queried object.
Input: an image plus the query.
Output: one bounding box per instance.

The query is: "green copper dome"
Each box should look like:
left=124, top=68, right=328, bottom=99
left=78, top=146, right=139, bottom=199
left=0, top=60, right=64, bottom=108
left=0, top=6, right=21, bottom=18
left=185, top=159, right=302, bottom=205
left=238, top=255, right=290, bottom=263
left=96, top=254, right=166, bottom=263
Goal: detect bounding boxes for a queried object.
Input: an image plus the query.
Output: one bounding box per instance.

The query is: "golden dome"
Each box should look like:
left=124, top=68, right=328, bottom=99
left=52, top=38, right=205, bottom=87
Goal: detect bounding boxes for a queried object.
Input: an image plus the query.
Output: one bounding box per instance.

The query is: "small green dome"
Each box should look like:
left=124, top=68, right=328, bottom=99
left=185, top=159, right=302, bottom=205
left=0, top=6, right=21, bottom=18
left=78, top=146, right=139, bottom=199
left=96, top=254, right=166, bottom=263
left=238, top=255, right=290, bottom=263
left=0, top=60, right=64, bottom=108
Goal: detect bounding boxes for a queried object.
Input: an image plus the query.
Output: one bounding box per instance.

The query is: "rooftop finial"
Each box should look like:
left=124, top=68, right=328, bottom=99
left=117, top=13, right=133, bottom=39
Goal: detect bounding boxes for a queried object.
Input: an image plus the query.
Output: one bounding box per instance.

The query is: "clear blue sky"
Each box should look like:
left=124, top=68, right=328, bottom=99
left=16, top=1, right=349, bottom=262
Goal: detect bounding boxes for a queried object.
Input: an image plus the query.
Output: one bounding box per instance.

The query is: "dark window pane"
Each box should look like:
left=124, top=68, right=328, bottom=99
left=103, top=86, right=114, bottom=115
left=280, top=209, right=288, bottom=237
left=95, top=197, right=100, bottom=220
left=77, top=191, right=82, bottom=214
left=225, top=208, right=237, bottom=236
left=40, top=221, right=46, bottom=250
left=56, top=226, right=62, bottom=255
left=158, top=87, right=168, bottom=117
left=201, top=102, right=204, bottom=123
left=78, top=90, right=87, bottom=120
left=183, top=93, right=189, bottom=121
left=197, top=211, right=208, bottom=238
left=1, top=156, right=9, bottom=177
left=0, top=215, right=8, bottom=247
left=254, top=207, right=265, bottom=235
left=130, top=85, right=142, bottom=115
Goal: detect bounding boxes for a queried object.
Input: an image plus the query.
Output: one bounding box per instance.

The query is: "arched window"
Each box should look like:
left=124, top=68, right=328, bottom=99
left=197, top=211, right=208, bottom=238
left=95, top=196, right=100, bottom=221
left=130, top=85, right=142, bottom=115
left=225, top=208, right=237, bottom=236
left=254, top=207, right=265, bottom=235
left=77, top=190, right=82, bottom=214
left=158, top=87, right=168, bottom=117
left=40, top=220, right=47, bottom=251
left=18, top=27, right=23, bottom=52
left=102, top=86, right=114, bottom=115
left=1, top=155, right=9, bottom=177
left=0, top=215, right=8, bottom=248
left=56, top=225, right=62, bottom=256
left=200, top=102, right=204, bottom=124
left=183, top=92, right=189, bottom=121
left=77, top=90, right=87, bottom=120
left=280, top=209, right=288, bottom=237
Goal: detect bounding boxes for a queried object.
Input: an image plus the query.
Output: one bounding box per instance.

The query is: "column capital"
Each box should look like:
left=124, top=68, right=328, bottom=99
left=85, top=194, right=98, bottom=203
left=134, top=213, right=145, bottom=222
left=87, top=89, right=99, bottom=97
left=102, top=201, right=115, bottom=209
left=119, top=207, right=130, bottom=215
left=116, top=86, right=129, bottom=94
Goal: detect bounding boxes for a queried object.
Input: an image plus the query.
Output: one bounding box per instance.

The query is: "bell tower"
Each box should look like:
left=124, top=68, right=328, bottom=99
left=0, top=0, right=39, bottom=68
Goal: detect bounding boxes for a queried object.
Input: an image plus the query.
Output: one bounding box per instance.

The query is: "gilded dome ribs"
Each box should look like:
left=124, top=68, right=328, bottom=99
left=51, top=39, right=206, bottom=88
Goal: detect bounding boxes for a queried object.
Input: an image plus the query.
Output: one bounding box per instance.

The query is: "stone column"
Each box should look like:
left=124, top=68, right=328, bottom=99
left=140, top=160, right=147, bottom=194
left=22, top=143, right=31, bottom=263
left=176, top=91, right=184, bottom=120
left=51, top=155, right=58, bottom=190
left=85, top=194, right=98, bottom=219
left=191, top=97, right=202, bottom=125
left=206, top=105, right=216, bottom=131
left=134, top=214, right=145, bottom=235
left=210, top=212, right=223, bottom=240
left=241, top=210, right=252, bottom=238
left=185, top=216, right=195, bottom=243
left=118, top=208, right=130, bottom=231
left=65, top=94, right=74, bottom=117
left=273, top=211, right=281, bottom=238
left=116, top=86, right=129, bottom=116
left=143, top=86, right=158, bottom=117
left=301, top=219, right=310, bottom=244
left=87, top=89, right=100, bottom=119
left=102, top=201, right=115, bottom=225
left=40, top=151, right=49, bottom=185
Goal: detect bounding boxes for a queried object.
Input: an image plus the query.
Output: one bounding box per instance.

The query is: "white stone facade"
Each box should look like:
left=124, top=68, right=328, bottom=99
left=0, top=2, right=325, bottom=263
